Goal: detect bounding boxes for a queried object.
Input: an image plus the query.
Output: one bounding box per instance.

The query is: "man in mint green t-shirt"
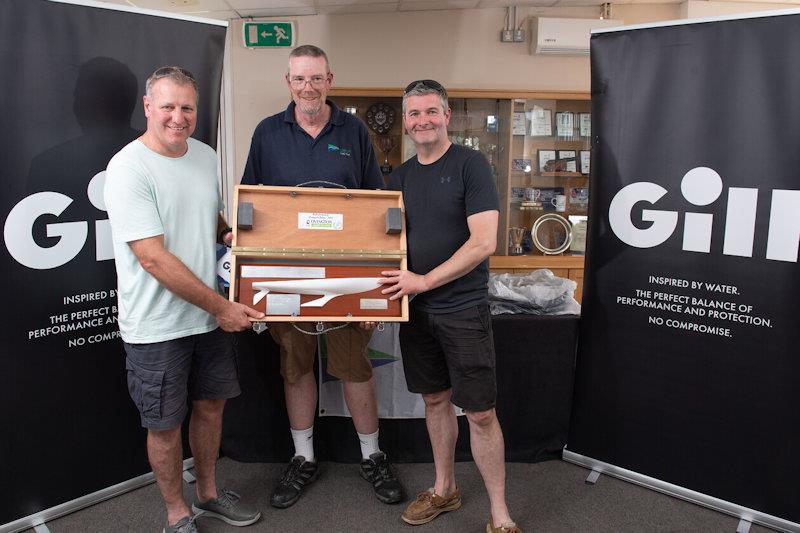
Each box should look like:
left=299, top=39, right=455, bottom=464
left=105, top=66, right=264, bottom=533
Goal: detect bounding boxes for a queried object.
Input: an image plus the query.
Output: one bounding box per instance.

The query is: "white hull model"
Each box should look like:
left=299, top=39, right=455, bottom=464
left=252, top=277, right=383, bottom=307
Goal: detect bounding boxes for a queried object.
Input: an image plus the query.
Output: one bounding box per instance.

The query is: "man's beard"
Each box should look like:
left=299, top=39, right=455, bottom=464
left=298, top=98, right=322, bottom=116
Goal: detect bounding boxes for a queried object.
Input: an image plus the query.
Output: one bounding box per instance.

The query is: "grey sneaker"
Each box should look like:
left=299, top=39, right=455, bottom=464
left=191, top=489, right=261, bottom=527
left=163, top=515, right=198, bottom=533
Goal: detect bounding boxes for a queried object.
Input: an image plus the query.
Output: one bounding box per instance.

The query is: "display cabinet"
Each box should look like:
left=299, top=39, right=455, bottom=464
left=329, top=88, right=589, bottom=302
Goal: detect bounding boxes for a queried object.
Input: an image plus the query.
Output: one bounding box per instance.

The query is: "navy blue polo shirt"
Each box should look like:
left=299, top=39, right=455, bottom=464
left=241, top=100, right=384, bottom=190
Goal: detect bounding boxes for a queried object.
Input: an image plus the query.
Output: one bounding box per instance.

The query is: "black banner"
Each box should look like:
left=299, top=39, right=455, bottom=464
left=0, top=0, right=225, bottom=525
left=568, top=13, right=800, bottom=523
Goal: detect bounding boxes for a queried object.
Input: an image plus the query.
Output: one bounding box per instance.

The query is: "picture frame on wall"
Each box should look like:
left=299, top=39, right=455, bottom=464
left=512, top=158, right=532, bottom=172
left=512, top=112, right=527, bottom=135
left=511, top=186, right=526, bottom=202
left=580, top=150, right=591, bottom=174
left=569, top=187, right=589, bottom=206
left=557, top=149, right=577, bottom=172
left=529, top=108, right=553, bottom=137
left=579, top=112, right=591, bottom=137
left=538, top=149, right=556, bottom=172
left=569, top=215, right=588, bottom=254
left=555, top=111, right=574, bottom=138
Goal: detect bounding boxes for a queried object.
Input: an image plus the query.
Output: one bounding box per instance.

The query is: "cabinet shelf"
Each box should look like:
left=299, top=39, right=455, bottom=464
left=539, top=171, right=584, bottom=177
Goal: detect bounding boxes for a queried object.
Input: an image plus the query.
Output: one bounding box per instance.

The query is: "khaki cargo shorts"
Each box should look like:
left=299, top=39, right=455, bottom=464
left=268, top=322, right=373, bottom=384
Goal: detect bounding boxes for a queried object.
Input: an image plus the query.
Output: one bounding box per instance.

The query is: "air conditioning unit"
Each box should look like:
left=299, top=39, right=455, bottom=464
left=530, top=17, right=623, bottom=55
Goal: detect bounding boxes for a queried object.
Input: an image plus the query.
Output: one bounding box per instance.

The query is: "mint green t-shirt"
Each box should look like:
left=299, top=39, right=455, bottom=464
left=105, top=138, right=220, bottom=343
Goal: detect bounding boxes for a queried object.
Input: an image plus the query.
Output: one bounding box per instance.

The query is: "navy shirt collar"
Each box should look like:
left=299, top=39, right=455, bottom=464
left=283, top=99, right=346, bottom=127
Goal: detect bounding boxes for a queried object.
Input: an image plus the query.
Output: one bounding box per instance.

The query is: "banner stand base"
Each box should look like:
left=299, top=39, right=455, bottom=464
left=562, top=449, right=800, bottom=533
left=0, top=458, right=195, bottom=533
left=584, top=468, right=601, bottom=485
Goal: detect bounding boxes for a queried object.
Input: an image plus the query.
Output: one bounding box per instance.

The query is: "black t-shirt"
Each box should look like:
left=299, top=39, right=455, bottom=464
left=389, top=144, right=498, bottom=313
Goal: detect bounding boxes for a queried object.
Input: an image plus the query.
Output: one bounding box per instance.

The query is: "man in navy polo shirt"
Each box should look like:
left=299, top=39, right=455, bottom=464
left=241, top=45, right=404, bottom=509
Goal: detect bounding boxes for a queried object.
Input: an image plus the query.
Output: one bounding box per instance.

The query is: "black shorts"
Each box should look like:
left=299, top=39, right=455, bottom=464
left=399, top=304, right=496, bottom=412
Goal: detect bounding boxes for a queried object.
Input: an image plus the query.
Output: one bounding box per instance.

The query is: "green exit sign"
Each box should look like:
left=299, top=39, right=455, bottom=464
left=243, top=22, right=294, bottom=48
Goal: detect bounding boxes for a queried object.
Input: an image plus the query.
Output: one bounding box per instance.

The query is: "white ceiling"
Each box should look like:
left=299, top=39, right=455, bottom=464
left=95, top=0, right=800, bottom=20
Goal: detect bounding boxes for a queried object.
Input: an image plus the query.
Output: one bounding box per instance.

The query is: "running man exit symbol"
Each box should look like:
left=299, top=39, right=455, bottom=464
left=243, top=22, right=294, bottom=47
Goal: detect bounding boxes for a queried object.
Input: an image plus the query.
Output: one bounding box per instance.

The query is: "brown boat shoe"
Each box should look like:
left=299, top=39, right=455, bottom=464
left=486, top=520, right=522, bottom=533
left=401, top=487, right=462, bottom=525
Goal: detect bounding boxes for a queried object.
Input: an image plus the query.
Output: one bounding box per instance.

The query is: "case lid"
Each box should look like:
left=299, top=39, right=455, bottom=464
left=233, top=185, right=405, bottom=259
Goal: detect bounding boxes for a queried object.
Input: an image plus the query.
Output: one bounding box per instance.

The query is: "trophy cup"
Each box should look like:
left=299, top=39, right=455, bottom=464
left=483, top=143, right=498, bottom=177
left=508, top=227, right=526, bottom=256
left=378, top=135, right=396, bottom=176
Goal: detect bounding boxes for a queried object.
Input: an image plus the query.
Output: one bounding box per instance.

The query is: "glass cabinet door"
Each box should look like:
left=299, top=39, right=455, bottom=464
left=446, top=97, right=512, bottom=257
left=328, top=89, right=590, bottom=259
left=447, top=98, right=503, bottom=184
left=505, top=98, right=590, bottom=257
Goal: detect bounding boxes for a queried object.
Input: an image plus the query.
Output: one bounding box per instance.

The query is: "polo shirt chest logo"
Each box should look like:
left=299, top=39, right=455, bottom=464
left=440, top=176, right=452, bottom=184
left=327, top=144, right=352, bottom=157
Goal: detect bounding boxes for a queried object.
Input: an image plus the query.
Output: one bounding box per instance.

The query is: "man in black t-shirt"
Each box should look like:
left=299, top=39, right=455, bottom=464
left=381, top=80, right=521, bottom=533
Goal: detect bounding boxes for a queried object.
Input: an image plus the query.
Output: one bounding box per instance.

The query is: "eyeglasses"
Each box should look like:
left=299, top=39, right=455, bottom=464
left=289, top=75, right=330, bottom=89
left=152, top=66, right=196, bottom=82
left=404, top=79, right=447, bottom=96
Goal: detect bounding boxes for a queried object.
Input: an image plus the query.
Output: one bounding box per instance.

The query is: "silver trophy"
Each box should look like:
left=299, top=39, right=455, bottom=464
left=379, top=135, right=396, bottom=175
left=508, top=227, right=526, bottom=255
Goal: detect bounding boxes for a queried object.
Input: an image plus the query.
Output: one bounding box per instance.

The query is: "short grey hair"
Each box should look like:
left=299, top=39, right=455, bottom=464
left=288, top=44, right=331, bottom=73
left=145, top=66, right=198, bottom=99
left=402, top=81, right=449, bottom=115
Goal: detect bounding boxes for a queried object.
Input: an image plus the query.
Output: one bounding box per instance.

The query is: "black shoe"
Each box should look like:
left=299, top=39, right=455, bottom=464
left=360, top=451, right=405, bottom=504
left=270, top=455, right=319, bottom=509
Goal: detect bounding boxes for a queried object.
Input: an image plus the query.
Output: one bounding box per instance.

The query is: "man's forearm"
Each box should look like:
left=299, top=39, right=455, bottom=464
left=136, top=243, right=227, bottom=317
left=421, top=236, right=495, bottom=292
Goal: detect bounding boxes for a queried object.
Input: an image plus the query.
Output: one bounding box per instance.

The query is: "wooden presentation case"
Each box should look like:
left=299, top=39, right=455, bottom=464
left=229, top=185, right=409, bottom=323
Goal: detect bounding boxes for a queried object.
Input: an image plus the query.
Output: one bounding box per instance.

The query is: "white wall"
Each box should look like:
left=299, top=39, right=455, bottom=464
left=227, top=5, right=686, bottom=179
left=681, top=1, right=799, bottom=18
left=226, top=2, right=787, bottom=180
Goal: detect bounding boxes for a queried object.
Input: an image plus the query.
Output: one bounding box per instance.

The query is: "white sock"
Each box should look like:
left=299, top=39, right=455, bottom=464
left=358, top=430, right=381, bottom=460
left=291, top=426, right=314, bottom=462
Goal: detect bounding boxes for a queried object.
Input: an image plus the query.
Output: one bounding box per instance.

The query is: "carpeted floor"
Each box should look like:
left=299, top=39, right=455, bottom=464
left=40, top=458, right=775, bottom=533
